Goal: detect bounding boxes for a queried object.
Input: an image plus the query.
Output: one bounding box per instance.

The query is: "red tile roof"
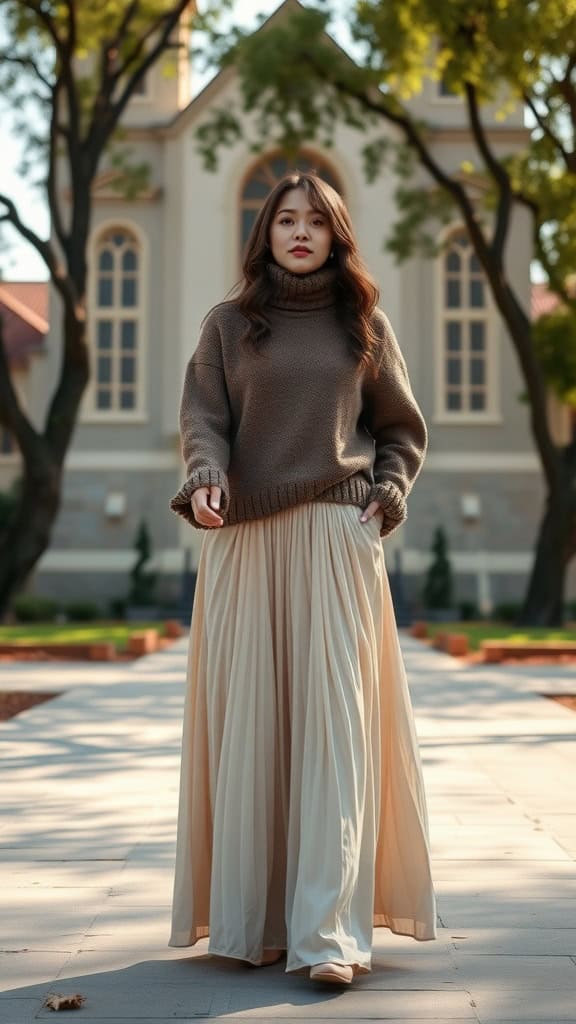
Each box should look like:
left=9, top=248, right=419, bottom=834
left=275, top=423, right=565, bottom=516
left=0, top=281, right=48, bottom=366
left=531, top=282, right=562, bottom=320
left=0, top=281, right=48, bottom=323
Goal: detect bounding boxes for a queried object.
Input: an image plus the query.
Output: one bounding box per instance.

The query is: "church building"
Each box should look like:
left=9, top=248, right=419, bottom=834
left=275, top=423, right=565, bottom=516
left=2, top=1, right=574, bottom=616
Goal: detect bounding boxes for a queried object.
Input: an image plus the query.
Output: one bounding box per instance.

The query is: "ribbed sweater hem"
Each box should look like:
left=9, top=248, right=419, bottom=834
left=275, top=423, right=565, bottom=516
left=170, top=473, right=407, bottom=539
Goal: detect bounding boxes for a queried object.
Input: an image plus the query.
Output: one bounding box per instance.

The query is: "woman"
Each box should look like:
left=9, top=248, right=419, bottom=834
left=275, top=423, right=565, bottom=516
left=169, top=171, right=436, bottom=986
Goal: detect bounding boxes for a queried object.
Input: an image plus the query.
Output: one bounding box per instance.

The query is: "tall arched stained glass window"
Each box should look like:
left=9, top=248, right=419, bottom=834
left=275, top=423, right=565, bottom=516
left=91, top=228, right=142, bottom=414
left=240, top=152, right=343, bottom=255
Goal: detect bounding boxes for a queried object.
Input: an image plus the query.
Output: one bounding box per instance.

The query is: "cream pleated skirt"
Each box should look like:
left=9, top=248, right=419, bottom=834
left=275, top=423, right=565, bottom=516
left=169, top=501, right=436, bottom=972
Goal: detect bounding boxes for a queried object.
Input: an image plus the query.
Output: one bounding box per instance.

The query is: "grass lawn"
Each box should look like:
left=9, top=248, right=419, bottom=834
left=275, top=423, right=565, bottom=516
left=0, top=622, right=163, bottom=652
left=424, top=622, right=576, bottom=651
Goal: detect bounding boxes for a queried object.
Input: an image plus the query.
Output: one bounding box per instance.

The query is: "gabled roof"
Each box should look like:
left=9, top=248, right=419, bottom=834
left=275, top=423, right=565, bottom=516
left=0, top=281, right=48, bottom=367
left=0, top=282, right=48, bottom=326
left=162, top=0, right=327, bottom=137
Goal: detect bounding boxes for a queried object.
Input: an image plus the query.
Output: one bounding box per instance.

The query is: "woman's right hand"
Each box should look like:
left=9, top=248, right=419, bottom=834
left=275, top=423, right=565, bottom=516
left=191, top=486, right=224, bottom=528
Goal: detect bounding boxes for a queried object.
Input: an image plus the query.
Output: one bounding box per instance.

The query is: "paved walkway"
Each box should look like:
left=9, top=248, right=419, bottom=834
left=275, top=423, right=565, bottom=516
left=1, top=632, right=575, bottom=1023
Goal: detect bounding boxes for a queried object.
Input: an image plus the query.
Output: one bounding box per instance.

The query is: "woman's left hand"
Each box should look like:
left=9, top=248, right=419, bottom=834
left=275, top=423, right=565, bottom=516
left=360, top=500, right=382, bottom=524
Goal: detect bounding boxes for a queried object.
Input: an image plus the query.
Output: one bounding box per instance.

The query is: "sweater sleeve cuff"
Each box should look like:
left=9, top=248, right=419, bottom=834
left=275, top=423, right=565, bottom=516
left=170, top=468, right=229, bottom=527
left=368, top=480, right=408, bottom=538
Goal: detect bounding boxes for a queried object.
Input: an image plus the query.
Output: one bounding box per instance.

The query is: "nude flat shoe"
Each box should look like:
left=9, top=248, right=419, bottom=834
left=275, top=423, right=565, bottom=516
left=309, top=962, right=354, bottom=985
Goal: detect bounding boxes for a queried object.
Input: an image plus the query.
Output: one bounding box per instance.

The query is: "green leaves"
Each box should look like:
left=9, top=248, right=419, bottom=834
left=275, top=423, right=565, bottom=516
left=194, top=1, right=576, bottom=404
left=534, top=309, right=576, bottom=408
left=196, top=107, right=243, bottom=172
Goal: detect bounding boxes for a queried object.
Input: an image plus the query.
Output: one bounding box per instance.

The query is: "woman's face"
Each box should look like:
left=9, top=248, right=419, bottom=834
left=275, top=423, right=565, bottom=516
left=269, top=188, right=334, bottom=274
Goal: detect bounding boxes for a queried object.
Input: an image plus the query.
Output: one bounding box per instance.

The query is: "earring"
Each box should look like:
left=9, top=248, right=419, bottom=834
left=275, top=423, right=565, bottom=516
left=330, top=249, right=335, bottom=258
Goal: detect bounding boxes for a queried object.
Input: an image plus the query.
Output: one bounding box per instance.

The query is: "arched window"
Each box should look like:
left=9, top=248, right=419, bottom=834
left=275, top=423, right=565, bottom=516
left=440, top=230, right=495, bottom=416
left=240, top=152, right=343, bottom=255
left=89, top=227, right=143, bottom=415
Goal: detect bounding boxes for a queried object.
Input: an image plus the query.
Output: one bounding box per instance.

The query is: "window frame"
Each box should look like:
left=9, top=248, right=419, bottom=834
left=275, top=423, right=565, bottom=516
left=434, top=226, right=501, bottom=425
left=83, top=220, right=148, bottom=424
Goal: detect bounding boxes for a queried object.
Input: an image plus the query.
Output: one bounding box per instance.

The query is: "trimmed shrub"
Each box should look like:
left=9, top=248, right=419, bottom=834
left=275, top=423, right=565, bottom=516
left=109, top=598, right=127, bottom=620
left=13, top=595, right=60, bottom=623
left=128, top=519, right=157, bottom=607
left=493, top=602, right=521, bottom=623
left=422, top=526, right=454, bottom=610
left=458, top=600, right=479, bottom=621
left=65, top=601, right=100, bottom=622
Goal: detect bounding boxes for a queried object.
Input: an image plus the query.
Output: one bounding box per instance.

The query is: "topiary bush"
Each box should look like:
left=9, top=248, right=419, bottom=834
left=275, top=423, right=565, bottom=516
left=109, top=597, right=127, bottom=620
left=458, top=600, right=479, bottom=621
left=12, top=595, right=60, bottom=623
left=422, top=526, right=454, bottom=611
left=64, top=600, right=101, bottom=622
left=493, top=602, right=521, bottom=623
left=128, top=519, right=157, bottom=607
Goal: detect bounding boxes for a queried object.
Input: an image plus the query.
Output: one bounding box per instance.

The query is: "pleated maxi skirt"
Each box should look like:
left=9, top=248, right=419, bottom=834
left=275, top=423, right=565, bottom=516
left=169, top=501, right=436, bottom=973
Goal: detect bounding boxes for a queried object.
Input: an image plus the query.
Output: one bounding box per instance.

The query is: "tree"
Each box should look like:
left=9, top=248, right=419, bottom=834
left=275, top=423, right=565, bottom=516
left=0, top=0, right=192, bottom=620
left=128, top=518, right=157, bottom=607
left=422, top=526, right=454, bottom=612
left=196, top=0, right=576, bottom=626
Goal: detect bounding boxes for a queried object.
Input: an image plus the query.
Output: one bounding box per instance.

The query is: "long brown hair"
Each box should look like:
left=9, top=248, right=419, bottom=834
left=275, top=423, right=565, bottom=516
left=235, top=172, right=381, bottom=377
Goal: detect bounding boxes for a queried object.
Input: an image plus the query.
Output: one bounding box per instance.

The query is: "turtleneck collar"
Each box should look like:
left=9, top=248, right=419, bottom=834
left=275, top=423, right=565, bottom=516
left=266, top=261, right=338, bottom=312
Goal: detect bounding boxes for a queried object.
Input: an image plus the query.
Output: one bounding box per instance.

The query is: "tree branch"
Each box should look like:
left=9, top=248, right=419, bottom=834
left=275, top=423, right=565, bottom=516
left=83, top=1, right=189, bottom=177
left=112, top=1, right=141, bottom=53
left=464, top=81, right=512, bottom=262
left=63, top=0, right=76, bottom=54
left=110, top=1, right=189, bottom=123
left=534, top=227, right=576, bottom=310
left=19, top=0, right=66, bottom=58
left=523, top=90, right=576, bottom=172
left=18, top=0, right=82, bottom=176
left=315, top=64, right=485, bottom=251
left=92, top=1, right=142, bottom=142
left=47, top=83, right=69, bottom=254
left=0, top=193, right=74, bottom=307
left=307, top=63, right=562, bottom=492
left=555, top=53, right=576, bottom=142
left=0, top=51, right=52, bottom=91
left=112, top=18, right=167, bottom=88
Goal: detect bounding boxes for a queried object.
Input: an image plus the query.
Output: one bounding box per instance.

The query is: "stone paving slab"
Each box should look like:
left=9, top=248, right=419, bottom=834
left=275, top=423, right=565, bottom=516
left=25, top=970, right=476, bottom=1020
left=469, top=989, right=576, bottom=1023
left=0, top=951, right=71, bottom=990
left=437, top=877, right=576, bottom=898
left=430, top=859, right=576, bottom=880
left=450, top=927, right=576, bottom=956
left=0, top=999, right=43, bottom=1024
left=449, top=954, right=576, bottom=990
left=1, top=635, right=576, bottom=1023
left=437, top=894, right=576, bottom=928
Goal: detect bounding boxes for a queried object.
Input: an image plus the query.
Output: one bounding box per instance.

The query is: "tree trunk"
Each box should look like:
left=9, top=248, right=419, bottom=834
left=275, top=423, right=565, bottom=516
left=517, top=484, right=575, bottom=627
left=0, top=308, right=89, bottom=621
left=0, top=459, right=62, bottom=620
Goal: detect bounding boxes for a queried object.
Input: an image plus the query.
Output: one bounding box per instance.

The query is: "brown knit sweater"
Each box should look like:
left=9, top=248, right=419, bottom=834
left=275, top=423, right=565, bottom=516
left=170, top=262, right=427, bottom=538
